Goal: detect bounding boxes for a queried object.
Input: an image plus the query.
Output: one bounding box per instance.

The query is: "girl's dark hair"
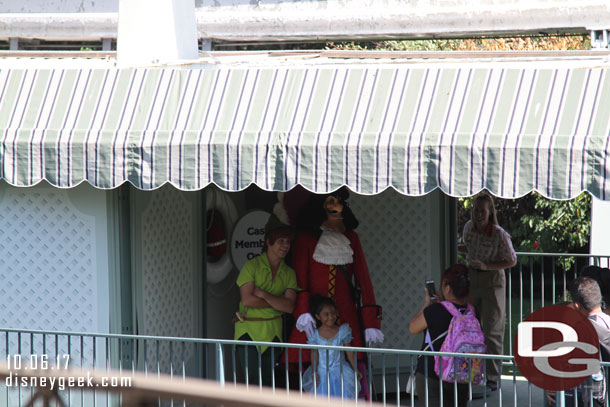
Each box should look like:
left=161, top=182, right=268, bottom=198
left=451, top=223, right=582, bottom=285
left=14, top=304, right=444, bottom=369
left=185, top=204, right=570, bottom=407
left=309, top=295, right=337, bottom=327
left=442, top=264, right=470, bottom=299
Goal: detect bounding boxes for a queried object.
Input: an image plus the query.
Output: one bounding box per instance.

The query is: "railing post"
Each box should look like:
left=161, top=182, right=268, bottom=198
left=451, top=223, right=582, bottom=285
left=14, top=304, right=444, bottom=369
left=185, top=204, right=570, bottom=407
left=556, top=390, right=565, bottom=407
left=215, top=343, right=225, bottom=387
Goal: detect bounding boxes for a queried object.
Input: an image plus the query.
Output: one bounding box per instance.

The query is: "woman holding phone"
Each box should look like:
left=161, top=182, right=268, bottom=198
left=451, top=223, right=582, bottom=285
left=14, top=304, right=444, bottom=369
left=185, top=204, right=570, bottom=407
left=409, top=264, right=473, bottom=407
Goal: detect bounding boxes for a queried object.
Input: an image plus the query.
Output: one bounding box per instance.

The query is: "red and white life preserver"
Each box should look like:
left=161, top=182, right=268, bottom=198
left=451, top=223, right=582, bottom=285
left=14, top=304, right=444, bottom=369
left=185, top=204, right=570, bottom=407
left=206, top=188, right=238, bottom=284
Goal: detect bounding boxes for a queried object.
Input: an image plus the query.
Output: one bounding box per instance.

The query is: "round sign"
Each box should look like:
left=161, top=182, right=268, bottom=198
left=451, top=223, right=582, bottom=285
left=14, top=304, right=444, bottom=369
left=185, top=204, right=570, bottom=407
left=230, top=210, right=270, bottom=272
left=513, top=304, right=600, bottom=391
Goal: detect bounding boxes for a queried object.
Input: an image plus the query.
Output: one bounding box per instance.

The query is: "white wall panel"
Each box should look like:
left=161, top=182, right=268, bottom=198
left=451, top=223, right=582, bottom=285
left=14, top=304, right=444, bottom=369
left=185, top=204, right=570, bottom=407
left=0, top=181, right=112, bottom=407
left=591, top=197, right=610, bottom=267
left=350, top=189, right=443, bottom=351
left=0, top=181, right=110, bottom=334
left=131, top=185, right=202, bottom=375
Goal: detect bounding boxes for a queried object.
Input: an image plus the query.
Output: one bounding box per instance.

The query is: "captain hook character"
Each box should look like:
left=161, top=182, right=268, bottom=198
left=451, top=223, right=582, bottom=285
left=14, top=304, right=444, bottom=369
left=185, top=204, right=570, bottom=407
left=283, top=187, right=383, bottom=399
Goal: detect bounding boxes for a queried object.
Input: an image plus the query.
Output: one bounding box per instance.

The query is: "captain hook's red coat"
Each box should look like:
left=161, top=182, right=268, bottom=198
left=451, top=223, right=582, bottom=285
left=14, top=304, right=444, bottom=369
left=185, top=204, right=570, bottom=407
left=285, top=228, right=381, bottom=363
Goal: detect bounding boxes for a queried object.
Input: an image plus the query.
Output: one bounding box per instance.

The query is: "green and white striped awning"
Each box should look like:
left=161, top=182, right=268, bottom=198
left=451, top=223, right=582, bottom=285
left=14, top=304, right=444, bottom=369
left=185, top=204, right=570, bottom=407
left=1, top=66, right=609, bottom=199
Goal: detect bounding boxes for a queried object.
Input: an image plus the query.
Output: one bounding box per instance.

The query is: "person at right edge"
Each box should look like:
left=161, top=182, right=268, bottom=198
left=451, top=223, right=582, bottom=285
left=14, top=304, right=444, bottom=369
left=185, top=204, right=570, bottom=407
left=459, top=193, right=517, bottom=391
left=547, top=276, right=610, bottom=406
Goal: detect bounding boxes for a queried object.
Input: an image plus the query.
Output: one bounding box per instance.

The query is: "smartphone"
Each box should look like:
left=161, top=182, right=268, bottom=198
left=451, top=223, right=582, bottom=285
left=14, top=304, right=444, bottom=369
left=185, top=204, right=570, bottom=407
left=425, top=280, right=437, bottom=301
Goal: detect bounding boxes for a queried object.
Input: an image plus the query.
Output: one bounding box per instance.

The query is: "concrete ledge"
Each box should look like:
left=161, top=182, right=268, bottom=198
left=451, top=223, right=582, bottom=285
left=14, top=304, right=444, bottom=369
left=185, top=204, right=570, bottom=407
left=0, top=13, right=117, bottom=41
left=0, top=1, right=609, bottom=42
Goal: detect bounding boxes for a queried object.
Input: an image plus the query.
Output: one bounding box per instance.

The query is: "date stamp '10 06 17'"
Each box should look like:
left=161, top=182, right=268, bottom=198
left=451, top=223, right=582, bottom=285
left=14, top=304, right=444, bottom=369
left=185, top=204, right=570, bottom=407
left=7, top=354, right=70, bottom=371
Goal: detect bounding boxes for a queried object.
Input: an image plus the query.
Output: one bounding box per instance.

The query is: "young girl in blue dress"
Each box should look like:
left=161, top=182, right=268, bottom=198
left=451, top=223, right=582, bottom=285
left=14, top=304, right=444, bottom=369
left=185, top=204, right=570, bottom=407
left=302, top=295, right=361, bottom=399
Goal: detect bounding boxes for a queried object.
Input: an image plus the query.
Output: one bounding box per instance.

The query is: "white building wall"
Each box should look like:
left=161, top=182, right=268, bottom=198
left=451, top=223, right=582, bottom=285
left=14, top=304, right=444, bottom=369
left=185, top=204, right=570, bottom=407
left=0, top=180, right=114, bottom=407
left=350, top=189, right=444, bottom=352
left=117, top=0, right=198, bottom=67
left=0, top=181, right=111, bottom=334
left=590, top=197, right=610, bottom=267
left=131, top=185, right=203, bottom=375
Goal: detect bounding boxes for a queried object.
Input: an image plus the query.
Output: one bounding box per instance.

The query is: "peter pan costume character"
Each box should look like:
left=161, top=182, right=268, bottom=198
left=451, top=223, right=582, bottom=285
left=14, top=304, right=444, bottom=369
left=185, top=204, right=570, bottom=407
left=234, top=214, right=298, bottom=387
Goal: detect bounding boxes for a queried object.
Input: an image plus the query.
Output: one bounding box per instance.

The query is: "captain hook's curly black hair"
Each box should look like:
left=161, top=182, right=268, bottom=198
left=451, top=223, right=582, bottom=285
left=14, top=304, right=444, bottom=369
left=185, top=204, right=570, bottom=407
left=295, top=187, right=359, bottom=238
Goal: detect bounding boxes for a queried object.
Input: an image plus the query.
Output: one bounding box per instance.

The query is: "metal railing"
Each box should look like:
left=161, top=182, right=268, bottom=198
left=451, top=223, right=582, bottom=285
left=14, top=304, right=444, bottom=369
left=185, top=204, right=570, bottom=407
left=506, top=252, right=610, bottom=355
left=0, top=329, right=528, bottom=407
left=1, top=328, right=607, bottom=407
left=0, top=328, right=549, bottom=406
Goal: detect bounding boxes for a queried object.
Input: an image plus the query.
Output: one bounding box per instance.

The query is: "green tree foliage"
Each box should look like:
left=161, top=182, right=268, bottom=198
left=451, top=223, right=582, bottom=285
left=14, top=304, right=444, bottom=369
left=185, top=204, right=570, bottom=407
left=511, top=192, right=590, bottom=253
left=326, top=35, right=590, bottom=52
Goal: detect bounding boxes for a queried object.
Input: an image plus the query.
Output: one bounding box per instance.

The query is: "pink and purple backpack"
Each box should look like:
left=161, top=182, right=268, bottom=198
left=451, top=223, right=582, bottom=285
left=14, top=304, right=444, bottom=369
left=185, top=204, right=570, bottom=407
left=434, top=301, right=486, bottom=384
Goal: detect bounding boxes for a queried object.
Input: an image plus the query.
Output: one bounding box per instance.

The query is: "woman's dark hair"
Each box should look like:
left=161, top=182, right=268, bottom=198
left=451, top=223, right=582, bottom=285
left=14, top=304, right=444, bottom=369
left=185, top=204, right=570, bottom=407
left=442, top=264, right=470, bottom=299
left=309, top=294, right=338, bottom=327
left=296, top=187, right=359, bottom=238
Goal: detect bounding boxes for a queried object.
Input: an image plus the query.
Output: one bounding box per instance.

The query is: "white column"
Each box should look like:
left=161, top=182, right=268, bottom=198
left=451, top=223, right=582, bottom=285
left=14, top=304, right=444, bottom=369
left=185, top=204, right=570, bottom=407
left=590, top=196, right=610, bottom=267
left=117, top=0, right=198, bottom=67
